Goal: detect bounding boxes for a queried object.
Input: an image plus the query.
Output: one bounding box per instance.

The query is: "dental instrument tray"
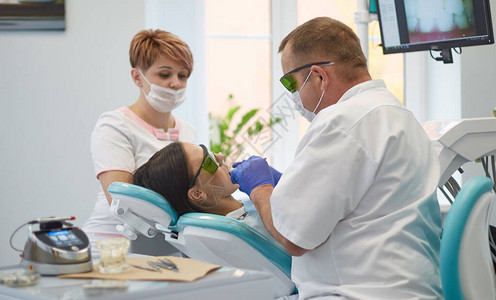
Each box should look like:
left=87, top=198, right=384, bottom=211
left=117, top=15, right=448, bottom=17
left=17, top=216, right=93, bottom=275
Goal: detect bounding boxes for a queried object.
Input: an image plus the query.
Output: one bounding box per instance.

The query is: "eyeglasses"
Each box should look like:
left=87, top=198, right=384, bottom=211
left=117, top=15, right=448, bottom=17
left=279, top=61, right=334, bottom=93
left=188, top=144, right=219, bottom=189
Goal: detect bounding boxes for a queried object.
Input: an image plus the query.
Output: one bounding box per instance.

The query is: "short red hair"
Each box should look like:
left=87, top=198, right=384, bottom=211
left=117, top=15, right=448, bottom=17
left=129, top=29, right=193, bottom=75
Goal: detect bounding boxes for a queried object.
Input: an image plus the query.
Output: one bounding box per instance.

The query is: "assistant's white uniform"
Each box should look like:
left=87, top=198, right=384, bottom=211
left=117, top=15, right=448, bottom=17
left=271, top=80, right=443, bottom=299
left=83, top=107, right=195, bottom=242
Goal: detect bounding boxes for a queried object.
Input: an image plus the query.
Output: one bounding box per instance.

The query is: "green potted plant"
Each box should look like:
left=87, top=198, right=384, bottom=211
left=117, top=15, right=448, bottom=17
left=209, top=94, right=281, bottom=164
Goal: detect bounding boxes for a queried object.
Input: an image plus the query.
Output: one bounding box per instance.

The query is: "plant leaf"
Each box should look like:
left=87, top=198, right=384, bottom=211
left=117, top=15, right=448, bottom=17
left=227, top=106, right=240, bottom=122
left=269, top=117, right=282, bottom=126
left=255, top=121, right=263, bottom=132
left=233, top=109, right=259, bottom=135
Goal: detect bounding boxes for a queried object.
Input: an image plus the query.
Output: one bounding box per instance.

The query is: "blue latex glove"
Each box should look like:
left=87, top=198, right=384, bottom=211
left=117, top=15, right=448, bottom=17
left=270, top=166, right=282, bottom=186
left=233, top=160, right=282, bottom=187
left=230, top=156, right=274, bottom=196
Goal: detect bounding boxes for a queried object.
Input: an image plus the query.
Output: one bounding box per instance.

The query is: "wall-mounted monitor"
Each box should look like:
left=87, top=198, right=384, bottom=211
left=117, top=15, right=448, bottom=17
left=0, top=0, right=65, bottom=31
left=376, top=0, right=494, bottom=63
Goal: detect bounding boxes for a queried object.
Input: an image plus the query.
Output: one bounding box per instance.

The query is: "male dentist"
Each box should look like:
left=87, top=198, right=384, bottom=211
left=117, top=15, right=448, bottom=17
left=231, top=17, right=443, bottom=300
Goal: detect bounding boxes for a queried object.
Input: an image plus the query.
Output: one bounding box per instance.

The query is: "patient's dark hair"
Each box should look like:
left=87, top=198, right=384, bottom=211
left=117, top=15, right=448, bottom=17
left=133, top=142, right=204, bottom=215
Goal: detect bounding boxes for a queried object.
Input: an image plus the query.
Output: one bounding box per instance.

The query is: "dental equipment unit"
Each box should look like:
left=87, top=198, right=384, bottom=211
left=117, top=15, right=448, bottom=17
left=16, top=216, right=92, bottom=275
left=108, top=182, right=295, bottom=299
left=423, top=117, right=496, bottom=202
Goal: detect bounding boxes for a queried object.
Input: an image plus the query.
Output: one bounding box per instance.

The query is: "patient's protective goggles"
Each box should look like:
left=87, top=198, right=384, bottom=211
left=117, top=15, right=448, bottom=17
left=189, top=144, right=219, bottom=188
left=279, top=61, right=334, bottom=93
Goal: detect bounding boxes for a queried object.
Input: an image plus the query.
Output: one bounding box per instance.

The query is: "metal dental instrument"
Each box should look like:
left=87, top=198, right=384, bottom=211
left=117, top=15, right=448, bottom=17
left=157, top=258, right=179, bottom=272
left=147, top=261, right=165, bottom=272
left=131, top=264, right=161, bottom=272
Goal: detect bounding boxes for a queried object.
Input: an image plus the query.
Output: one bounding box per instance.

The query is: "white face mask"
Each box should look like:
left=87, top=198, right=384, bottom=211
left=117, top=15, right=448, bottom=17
left=291, top=70, right=325, bottom=122
left=139, top=69, right=187, bottom=113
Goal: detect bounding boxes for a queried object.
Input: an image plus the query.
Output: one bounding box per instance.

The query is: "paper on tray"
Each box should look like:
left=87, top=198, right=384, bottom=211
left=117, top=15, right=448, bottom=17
left=59, top=256, right=221, bottom=282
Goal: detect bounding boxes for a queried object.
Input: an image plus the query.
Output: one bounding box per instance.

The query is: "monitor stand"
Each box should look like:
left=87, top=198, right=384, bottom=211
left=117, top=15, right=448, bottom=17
left=441, top=48, right=453, bottom=64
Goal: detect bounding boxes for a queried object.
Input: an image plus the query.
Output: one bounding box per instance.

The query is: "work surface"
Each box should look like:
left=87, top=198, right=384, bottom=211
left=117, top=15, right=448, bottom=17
left=0, top=266, right=273, bottom=300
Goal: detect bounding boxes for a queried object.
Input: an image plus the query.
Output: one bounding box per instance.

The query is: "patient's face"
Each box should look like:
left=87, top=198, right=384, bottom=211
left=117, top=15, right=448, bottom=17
left=183, top=143, right=239, bottom=202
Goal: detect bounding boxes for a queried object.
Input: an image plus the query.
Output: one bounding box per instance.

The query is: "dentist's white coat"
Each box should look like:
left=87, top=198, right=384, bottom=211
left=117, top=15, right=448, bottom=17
left=272, top=80, right=443, bottom=299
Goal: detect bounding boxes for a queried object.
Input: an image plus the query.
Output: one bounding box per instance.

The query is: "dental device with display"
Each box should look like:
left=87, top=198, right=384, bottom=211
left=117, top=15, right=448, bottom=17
left=13, top=216, right=93, bottom=275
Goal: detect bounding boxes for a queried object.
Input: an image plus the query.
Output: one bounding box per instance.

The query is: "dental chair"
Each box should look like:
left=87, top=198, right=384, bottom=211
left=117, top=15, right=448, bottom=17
left=440, top=176, right=496, bottom=299
left=423, top=118, right=496, bottom=298
left=108, top=182, right=296, bottom=299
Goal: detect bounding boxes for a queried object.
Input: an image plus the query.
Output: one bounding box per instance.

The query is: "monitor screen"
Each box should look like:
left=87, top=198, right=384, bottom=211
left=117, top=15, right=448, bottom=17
left=377, top=0, right=494, bottom=54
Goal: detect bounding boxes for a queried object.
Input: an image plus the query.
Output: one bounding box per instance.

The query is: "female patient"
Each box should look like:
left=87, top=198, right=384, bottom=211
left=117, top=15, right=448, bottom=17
left=133, top=142, right=280, bottom=246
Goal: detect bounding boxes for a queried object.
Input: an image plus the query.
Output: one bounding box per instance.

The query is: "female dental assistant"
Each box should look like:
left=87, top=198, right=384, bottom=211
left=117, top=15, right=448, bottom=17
left=82, top=29, right=196, bottom=245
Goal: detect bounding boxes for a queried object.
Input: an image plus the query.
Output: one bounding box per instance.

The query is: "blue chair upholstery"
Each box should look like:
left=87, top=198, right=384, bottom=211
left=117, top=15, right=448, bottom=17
left=440, top=176, right=496, bottom=300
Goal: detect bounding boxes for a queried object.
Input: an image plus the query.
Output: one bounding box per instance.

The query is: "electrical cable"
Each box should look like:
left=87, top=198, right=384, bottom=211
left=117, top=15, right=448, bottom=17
left=489, top=227, right=496, bottom=264
left=481, top=156, right=492, bottom=178
left=453, top=47, right=462, bottom=54
left=492, top=155, right=496, bottom=179
left=481, top=156, right=496, bottom=192
left=449, top=176, right=460, bottom=196
left=491, top=155, right=496, bottom=192
left=443, top=182, right=453, bottom=198
left=445, top=180, right=455, bottom=198
left=429, top=49, right=448, bottom=62
left=439, top=187, right=453, bottom=204
left=448, top=177, right=461, bottom=195
left=447, top=177, right=455, bottom=195
left=481, top=157, right=496, bottom=192
left=429, top=50, right=438, bottom=61
left=444, top=179, right=457, bottom=200
left=490, top=228, right=496, bottom=251
left=9, top=222, right=30, bottom=252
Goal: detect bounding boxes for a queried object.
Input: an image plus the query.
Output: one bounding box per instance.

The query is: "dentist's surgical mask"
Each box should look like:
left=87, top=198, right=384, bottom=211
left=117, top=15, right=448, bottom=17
left=139, top=69, right=187, bottom=113
left=291, top=70, right=326, bottom=122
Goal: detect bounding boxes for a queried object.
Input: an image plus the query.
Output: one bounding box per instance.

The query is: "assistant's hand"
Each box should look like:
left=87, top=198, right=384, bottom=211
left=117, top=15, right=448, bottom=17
left=231, top=156, right=274, bottom=196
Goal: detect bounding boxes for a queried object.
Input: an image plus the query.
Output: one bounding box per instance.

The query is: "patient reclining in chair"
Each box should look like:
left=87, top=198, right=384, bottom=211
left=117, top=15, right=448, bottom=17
left=133, top=142, right=281, bottom=247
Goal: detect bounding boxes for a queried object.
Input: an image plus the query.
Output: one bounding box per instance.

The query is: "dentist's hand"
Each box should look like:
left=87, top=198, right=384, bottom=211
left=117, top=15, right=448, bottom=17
left=233, top=161, right=282, bottom=187
left=270, top=166, right=282, bottom=186
left=231, top=156, right=274, bottom=196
